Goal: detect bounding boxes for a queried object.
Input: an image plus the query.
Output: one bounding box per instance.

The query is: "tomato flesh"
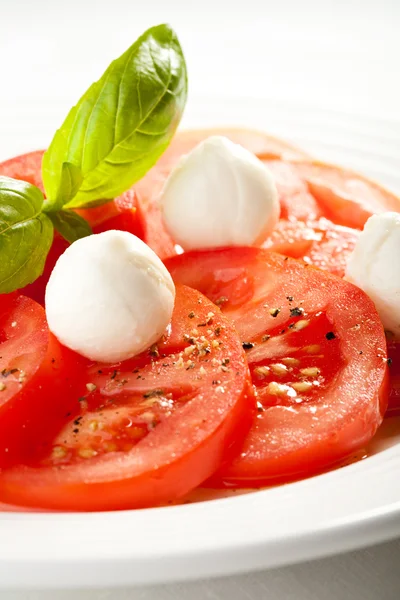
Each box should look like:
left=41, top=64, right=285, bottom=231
left=166, top=248, right=389, bottom=485
left=0, top=286, right=253, bottom=511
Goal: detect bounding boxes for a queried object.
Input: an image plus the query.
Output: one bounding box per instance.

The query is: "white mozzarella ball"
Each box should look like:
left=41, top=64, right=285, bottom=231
left=45, top=230, right=175, bottom=362
left=346, top=212, right=400, bottom=336
left=161, top=135, right=280, bottom=250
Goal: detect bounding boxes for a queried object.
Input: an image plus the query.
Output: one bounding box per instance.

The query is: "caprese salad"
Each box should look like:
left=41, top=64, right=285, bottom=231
left=0, top=24, right=398, bottom=512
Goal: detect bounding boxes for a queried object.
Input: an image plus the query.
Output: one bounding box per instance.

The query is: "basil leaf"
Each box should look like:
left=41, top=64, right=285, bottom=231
left=42, top=23, right=187, bottom=209
left=0, top=177, right=53, bottom=293
left=44, top=162, right=83, bottom=212
left=48, top=210, right=92, bottom=244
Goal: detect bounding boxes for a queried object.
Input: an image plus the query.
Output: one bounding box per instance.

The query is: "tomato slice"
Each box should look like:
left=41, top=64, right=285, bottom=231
left=0, top=294, right=85, bottom=468
left=166, top=248, right=389, bottom=485
left=0, top=286, right=253, bottom=511
left=0, top=150, right=44, bottom=190
left=291, top=160, right=400, bottom=229
left=134, top=129, right=313, bottom=259
left=264, top=217, right=359, bottom=278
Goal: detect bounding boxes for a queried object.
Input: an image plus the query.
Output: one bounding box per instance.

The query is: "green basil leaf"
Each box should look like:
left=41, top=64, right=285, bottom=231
left=0, top=176, right=53, bottom=293
left=42, top=23, right=188, bottom=209
left=48, top=210, right=92, bottom=244
left=44, top=162, right=83, bottom=212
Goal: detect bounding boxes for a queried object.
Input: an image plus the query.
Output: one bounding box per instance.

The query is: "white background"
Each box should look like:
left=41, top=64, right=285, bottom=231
left=0, top=0, right=400, bottom=598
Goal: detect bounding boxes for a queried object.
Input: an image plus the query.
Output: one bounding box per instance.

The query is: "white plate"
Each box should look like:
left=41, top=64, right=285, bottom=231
left=1, top=97, right=400, bottom=590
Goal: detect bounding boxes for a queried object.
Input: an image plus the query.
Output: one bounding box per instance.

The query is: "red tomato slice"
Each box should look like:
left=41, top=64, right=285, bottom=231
left=0, top=286, right=254, bottom=511
left=166, top=248, right=389, bottom=485
left=134, top=129, right=313, bottom=259
left=0, top=294, right=85, bottom=468
left=291, top=160, right=400, bottom=229
left=0, top=150, right=44, bottom=190
left=264, top=217, right=359, bottom=278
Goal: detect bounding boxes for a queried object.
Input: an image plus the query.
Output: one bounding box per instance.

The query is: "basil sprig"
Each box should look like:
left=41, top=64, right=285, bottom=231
left=43, top=23, right=187, bottom=209
left=0, top=24, right=187, bottom=294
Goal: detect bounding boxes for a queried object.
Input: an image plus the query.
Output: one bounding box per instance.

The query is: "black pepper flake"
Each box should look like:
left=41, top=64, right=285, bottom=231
left=280, top=329, right=286, bottom=335
left=78, top=397, right=86, bottom=403
left=110, top=370, right=118, bottom=380
left=270, top=308, right=280, bottom=318
left=214, top=327, right=222, bottom=337
left=221, top=358, right=230, bottom=366
left=197, top=322, right=207, bottom=328
left=143, top=389, right=164, bottom=399
left=290, top=307, right=304, bottom=317
left=162, top=363, right=170, bottom=367
left=261, top=334, right=271, bottom=342
left=73, top=428, right=79, bottom=434
left=97, top=370, right=103, bottom=375
left=132, top=369, right=139, bottom=374
left=359, top=351, right=363, bottom=355
left=212, top=379, right=221, bottom=385
left=326, top=331, right=336, bottom=340
left=65, top=412, right=71, bottom=418
left=387, top=358, right=393, bottom=366
left=257, top=402, right=264, bottom=413
left=286, top=296, right=294, bottom=302
left=242, top=342, right=255, bottom=350
left=149, top=344, right=159, bottom=358
left=1, top=368, right=18, bottom=378
left=51, top=358, right=56, bottom=364
left=73, top=416, right=83, bottom=425
left=186, top=362, right=195, bottom=370
left=137, top=375, right=142, bottom=379
left=284, top=256, right=288, bottom=261
left=288, top=323, right=295, bottom=329
left=188, top=311, right=195, bottom=319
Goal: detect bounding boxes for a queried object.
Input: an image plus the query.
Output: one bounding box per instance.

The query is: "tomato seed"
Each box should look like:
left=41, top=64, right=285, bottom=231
left=300, top=367, right=320, bottom=377
left=292, top=381, right=313, bottom=392
left=270, top=363, right=288, bottom=376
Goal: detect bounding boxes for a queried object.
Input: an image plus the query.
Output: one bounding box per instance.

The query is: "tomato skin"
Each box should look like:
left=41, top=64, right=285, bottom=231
left=0, top=295, right=86, bottom=468
left=166, top=248, right=389, bottom=485
left=0, top=287, right=254, bottom=511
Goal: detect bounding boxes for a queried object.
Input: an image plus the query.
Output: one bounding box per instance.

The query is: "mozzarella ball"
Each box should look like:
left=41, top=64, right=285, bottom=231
left=161, top=135, right=280, bottom=250
left=45, top=231, right=175, bottom=362
left=346, top=212, right=400, bottom=336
